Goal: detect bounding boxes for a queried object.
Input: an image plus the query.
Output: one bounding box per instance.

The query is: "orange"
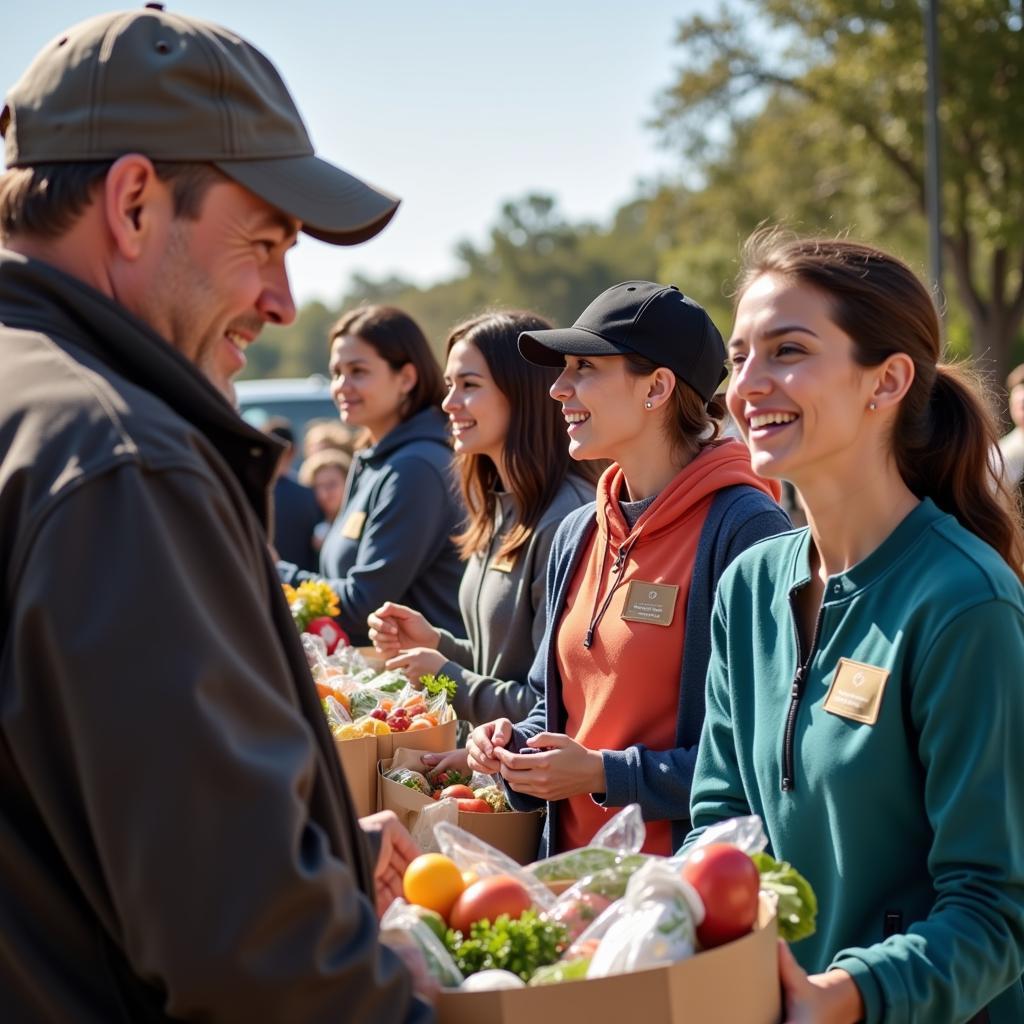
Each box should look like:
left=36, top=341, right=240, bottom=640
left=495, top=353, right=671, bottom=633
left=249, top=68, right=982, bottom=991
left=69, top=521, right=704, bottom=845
left=364, top=717, right=391, bottom=736
left=406, top=718, right=433, bottom=731
left=403, top=853, right=466, bottom=920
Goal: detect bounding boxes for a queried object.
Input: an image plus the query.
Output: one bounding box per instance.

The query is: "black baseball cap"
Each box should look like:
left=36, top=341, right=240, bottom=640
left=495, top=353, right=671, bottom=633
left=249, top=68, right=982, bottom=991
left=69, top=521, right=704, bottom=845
left=1, top=7, right=399, bottom=246
left=518, top=281, right=727, bottom=404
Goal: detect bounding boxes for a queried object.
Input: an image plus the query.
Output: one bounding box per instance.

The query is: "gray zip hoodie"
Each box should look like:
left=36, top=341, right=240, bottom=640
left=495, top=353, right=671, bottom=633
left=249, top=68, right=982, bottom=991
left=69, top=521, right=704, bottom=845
left=435, top=474, right=594, bottom=724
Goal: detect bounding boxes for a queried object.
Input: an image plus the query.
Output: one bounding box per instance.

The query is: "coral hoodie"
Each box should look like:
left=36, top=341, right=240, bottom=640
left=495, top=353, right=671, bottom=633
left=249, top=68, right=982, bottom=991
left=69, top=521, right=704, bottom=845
left=556, top=439, right=779, bottom=855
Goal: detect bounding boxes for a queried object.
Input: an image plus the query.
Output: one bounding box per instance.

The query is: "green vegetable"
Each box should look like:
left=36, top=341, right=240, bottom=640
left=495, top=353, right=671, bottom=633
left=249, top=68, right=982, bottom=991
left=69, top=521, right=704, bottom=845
left=426, top=766, right=473, bottom=790
left=750, top=851, right=818, bottom=943
left=420, top=672, right=457, bottom=704
left=473, top=784, right=511, bottom=813
left=349, top=689, right=380, bottom=720
left=528, top=956, right=591, bottom=986
left=530, top=848, right=648, bottom=883
left=444, top=910, right=568, bottom=982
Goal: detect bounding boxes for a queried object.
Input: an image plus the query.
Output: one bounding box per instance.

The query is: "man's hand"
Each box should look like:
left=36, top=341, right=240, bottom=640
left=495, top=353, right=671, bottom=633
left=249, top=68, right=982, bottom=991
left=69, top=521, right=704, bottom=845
left=466, top=718, right=514, bottom=774
left=495, top=733, right=605, bottom=801
left=360, top=810, right=419, bottom=917
left=367, top=602, right=439, bottom=657
left=385, top=646, right=447, bottom=684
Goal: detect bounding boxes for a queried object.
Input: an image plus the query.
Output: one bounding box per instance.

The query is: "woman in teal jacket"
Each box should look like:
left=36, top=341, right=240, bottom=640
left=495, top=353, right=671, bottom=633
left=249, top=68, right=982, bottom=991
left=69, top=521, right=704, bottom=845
left=687, top=234, right=1024, bottom=1024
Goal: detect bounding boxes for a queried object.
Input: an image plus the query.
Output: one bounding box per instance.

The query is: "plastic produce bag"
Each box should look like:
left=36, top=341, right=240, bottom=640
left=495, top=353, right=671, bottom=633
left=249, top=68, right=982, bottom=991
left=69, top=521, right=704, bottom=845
left=435, top=822, right=555, bottom=911
left=528, top=804, right=648, bottom=884
left=380, top=898, right=464, bottom=988
left=585, top=859, right=703, bottom=978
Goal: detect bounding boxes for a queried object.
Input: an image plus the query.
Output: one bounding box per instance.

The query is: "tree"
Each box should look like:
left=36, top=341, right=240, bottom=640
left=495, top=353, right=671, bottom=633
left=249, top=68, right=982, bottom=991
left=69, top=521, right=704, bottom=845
left=654, top=0, right=1024, bottom=383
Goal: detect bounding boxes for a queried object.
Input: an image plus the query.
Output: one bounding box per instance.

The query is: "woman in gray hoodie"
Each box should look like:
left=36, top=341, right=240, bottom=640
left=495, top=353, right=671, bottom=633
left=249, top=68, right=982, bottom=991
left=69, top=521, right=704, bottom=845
left=368, top=311, right=600, bottom=729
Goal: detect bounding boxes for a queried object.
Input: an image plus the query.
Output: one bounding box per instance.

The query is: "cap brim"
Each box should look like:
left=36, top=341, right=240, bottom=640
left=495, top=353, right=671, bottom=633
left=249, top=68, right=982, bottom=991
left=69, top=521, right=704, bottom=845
left=518, top=326, right=629, bottom=366
left=215, top=154, right=399, bottom=246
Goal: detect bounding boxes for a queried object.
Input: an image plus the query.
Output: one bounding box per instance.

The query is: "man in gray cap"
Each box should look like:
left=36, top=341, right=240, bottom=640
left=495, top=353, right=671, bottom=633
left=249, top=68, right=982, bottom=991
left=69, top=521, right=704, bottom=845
left=0, top=7, right=433, bottom=1022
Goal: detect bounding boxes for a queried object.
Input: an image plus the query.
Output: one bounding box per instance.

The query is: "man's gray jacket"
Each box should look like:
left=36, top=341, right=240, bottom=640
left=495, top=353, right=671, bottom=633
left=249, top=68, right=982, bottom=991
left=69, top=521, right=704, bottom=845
left=0, top=251, right=431, bottom=1023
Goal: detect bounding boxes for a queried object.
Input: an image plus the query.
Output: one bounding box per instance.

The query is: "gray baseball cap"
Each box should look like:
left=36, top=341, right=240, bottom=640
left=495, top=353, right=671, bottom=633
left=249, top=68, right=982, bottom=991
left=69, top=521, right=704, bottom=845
left=0, top=5, right=399, bottom=245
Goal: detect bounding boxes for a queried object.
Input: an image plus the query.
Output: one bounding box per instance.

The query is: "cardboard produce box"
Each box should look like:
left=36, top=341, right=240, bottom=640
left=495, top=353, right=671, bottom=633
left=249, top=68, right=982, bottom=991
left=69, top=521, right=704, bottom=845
left=376, top=715, right=458, bottom=761
left=436, top=895, right=780, bottom=1024
left=334, top=734, right=378, bottom=818
left=379, top=752, right=544, bottom=864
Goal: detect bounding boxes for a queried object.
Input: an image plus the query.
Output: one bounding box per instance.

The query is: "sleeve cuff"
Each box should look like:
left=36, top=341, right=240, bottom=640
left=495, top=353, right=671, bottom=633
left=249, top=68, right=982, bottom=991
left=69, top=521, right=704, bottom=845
left=436, top=629, right=473, bottom=666
left=597, top=747, right=639, bottom=807
left=829, top=953, right=882, bottom=1024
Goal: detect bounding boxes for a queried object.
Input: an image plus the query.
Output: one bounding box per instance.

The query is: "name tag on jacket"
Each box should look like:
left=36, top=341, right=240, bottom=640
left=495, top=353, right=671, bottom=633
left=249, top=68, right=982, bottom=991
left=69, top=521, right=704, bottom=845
left=620, top=580, right=679, bottom=626
left=823, top=658, right=890, bottom=725
left=341, top=510, right=367, bottom=540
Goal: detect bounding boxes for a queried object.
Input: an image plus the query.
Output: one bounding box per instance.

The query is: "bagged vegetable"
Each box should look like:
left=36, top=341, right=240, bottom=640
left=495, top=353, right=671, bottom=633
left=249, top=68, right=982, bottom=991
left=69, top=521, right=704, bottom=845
left=586, top=859, right=703, bottom=978
left=383, top=766, right=433, bottom=797
left=529, top=804, right=648, bottom=884
left=380, top=898, right=464, bottom=988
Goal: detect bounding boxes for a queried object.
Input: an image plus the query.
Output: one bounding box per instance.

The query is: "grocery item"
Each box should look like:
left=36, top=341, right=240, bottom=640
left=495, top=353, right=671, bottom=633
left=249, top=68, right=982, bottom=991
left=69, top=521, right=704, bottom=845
left=403, top=853, right=466, bottom=920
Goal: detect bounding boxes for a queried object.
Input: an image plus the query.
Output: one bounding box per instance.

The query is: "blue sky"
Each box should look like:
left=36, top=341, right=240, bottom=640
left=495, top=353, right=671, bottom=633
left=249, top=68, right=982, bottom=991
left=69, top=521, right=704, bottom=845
left=3, top=2, right=708, bottom=306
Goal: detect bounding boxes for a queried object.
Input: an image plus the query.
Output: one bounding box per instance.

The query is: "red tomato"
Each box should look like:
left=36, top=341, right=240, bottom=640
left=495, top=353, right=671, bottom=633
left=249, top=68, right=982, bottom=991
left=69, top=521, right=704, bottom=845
left=455, top=798, right=493, bottom=814
left=440, top=784, right=475, bottom=800
left=449, top=875, right=533, bottom=934
left=681, top=844, right=760, bottom=948
left=544, top=892, right=613, bottom=942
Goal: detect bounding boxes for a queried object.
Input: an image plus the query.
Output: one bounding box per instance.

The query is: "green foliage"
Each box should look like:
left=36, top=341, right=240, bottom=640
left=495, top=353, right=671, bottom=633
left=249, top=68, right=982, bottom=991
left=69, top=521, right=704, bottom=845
left=444, top=911, right=569, bottom=982
left=420, top=672, right=457, bottom=704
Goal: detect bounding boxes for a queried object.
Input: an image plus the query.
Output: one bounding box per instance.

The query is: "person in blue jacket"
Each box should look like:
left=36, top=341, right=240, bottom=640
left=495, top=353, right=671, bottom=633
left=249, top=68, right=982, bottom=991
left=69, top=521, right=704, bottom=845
left=282, top=305, right=464, bottom=646
left=687, top=233, right=1024, bottom=1024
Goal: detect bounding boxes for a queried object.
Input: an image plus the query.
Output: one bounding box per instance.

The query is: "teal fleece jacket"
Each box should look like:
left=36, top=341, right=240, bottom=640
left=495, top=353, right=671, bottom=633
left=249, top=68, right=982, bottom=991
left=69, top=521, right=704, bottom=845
left=687, top=499, right=1024, bottom=1024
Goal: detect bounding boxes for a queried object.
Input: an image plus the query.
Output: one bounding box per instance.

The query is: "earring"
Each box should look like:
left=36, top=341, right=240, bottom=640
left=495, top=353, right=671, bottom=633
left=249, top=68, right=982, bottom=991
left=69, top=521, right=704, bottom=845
left=645, top=401, right=653, bottom=409
left=868, top=401, right=877, bottom=411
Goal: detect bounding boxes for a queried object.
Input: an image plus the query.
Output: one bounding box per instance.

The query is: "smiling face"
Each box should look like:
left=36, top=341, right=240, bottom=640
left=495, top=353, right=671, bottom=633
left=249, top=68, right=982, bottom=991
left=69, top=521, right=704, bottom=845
left=328, top=334, right=416, bottom=443
left=135, top=181, right=299, bottom=402
left=442, top=340, right=511, bottom=468
left=549, top=354, right=651, bottom=463
left=726, top=273, right=876, bottom=486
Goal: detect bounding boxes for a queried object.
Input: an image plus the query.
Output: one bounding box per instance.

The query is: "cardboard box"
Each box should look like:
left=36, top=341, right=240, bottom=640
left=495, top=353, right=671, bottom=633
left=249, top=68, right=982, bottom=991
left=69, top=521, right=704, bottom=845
left=435, top=895, right=780, bottom=1024
left=379, top=752, right=544, bottom=864
left=376, top=716, right=458, bottom=761
left=334, top=734, right=378, bottom=818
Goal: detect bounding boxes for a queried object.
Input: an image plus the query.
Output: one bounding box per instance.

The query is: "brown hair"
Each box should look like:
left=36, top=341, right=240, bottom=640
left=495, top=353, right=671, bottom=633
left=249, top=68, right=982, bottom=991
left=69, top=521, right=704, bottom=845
left=329, top=306, right=444, bottom=439
left=298, top=448, right=352, bottom=488
left=0, top=160, right=226, bottom=241
left=737, top=231, right=1024, bottom=581
left=447, top=311, right=603, bottom=564
left=622, top=351, right=727, bottom=459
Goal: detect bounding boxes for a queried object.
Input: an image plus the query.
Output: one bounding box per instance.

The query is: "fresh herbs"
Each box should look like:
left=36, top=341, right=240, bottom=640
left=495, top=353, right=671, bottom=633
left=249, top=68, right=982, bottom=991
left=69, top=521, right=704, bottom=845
left=420, top=672, right=457, bottom=704
left=443, top=911, right=568, bottom=982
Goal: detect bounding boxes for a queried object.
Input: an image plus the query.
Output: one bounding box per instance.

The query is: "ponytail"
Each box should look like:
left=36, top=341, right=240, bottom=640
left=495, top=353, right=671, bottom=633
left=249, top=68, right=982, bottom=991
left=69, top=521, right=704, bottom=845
left=896, top=363, right=1024, bottom=582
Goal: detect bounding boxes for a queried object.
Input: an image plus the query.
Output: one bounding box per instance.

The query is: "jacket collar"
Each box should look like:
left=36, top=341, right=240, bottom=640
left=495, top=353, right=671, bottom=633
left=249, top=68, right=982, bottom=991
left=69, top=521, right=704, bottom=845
left=786, top=497, right=944, bottom=598
left=357, top=406, right=450, bottom=463
left=0, top=250, right=282, bottom=528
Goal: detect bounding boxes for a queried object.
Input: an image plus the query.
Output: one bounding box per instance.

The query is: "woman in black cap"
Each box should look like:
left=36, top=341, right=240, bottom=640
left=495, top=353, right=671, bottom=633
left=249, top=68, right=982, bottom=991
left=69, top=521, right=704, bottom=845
left=466, top=280, right=790, bottom=857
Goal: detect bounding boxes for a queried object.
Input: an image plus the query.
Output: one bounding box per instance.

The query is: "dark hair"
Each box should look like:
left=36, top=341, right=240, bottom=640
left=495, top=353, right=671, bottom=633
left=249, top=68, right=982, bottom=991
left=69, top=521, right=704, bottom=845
left=263, top=416, right=295, bottom=446
left=737, top=230, right=1024, bottom=581
left=0, top=160, right=227, bottom=241
left=447, top=311, right=603, bottom=564
left=621, top=352, right=727, bottom=459
left=329, top=305, right=444, bottom=433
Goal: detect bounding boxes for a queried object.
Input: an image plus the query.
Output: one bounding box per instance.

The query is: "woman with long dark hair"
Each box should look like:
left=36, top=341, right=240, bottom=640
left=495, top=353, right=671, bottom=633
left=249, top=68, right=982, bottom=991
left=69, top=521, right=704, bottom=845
left=686, top=234, right=1024, bottom=1023
left=466, top=282, right=790, bottom=857
left=368, top=311, right=599, bottom=725
left=283, top=305, right=464, bottom=646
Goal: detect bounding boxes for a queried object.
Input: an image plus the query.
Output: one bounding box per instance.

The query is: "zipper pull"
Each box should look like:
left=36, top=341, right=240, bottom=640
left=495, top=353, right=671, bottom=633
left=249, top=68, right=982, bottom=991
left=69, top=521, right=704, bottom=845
left=583, top=628, right=594, bottom=649
left=610, top=546, right=627, bottom=574
left=791, top=666, right=804, bottom=698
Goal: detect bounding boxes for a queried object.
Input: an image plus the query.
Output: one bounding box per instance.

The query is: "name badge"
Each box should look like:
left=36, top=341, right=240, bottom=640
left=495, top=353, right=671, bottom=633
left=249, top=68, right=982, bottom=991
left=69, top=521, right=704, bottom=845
left=620, top=580, right=679, bottom=627
left=823, top=658, right=890, bottom=725
left=490, top=555, right=516, bottom=573
left=341, top=510, right=367, bottom=540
